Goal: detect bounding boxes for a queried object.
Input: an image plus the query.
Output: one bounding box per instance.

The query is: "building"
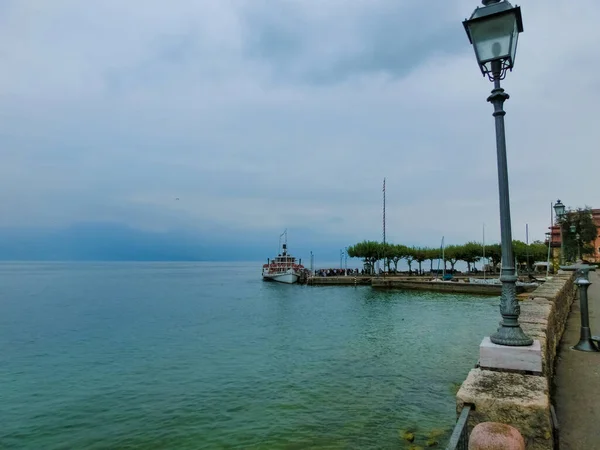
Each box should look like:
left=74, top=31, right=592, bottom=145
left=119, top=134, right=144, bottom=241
left=592, top=209, right=600, bottom=263
left=547, top=208, right=600, bottom=266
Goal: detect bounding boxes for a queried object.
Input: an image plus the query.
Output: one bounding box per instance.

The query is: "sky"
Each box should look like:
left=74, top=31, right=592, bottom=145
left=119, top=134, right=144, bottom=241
left=0, top=0, right=599, bottom=261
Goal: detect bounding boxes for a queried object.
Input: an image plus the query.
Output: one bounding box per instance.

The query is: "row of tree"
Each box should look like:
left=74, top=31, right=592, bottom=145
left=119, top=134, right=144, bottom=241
left=346, top=240, right=549, bottom=274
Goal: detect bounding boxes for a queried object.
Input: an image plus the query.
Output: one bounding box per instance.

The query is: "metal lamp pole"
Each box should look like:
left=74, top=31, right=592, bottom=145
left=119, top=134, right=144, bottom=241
left=560, top=223, right=565, bottom=265
left=344, top=247, right=348, bottom=273
left=554, top=199, right=566, bottom=265
left=464, top=0, right=532, bottom=346
left=486, top=62, right=532, bottom=346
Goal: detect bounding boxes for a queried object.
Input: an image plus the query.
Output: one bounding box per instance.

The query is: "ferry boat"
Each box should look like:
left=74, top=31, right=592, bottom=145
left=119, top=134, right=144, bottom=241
left=262, top=230, right=305, bottom=284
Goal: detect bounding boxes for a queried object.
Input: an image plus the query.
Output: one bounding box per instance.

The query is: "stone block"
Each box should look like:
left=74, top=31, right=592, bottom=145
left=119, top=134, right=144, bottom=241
left=520, top=300, right=552, bottom=318
left=479, top=337, right=542, bottom=374
left=457, top=368, right=553, bottom=450
left=469, top=422, right=525, bottom=450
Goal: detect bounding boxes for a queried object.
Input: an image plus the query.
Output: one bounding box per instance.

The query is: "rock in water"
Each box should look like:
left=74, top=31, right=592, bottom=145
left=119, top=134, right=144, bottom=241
left=400, top=430, right=415, bottom=442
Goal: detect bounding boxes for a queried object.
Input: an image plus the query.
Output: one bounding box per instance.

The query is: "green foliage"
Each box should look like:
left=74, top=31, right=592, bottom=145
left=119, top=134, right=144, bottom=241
left=345, top=237, right=553, bottom=274
left=443, top=245, right=460, bottom=271
left=459, top=241, right=482, bottom=272
left=425, top=247, right=439, bottom=272
left=513, top=240, right=548, bottom=271
left=484, top=243, right=502, bottom=269
left=390, top=244, right=409, bottom=272
left=413, top=247, right=428, bottom=274
left=558, top=206, right=599, bottom=262
left=346, top=240, right=381, bottom=273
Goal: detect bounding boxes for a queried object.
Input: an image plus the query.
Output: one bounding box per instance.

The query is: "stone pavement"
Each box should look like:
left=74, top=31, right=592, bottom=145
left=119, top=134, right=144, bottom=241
left=554, top=270, right=600, bottom=449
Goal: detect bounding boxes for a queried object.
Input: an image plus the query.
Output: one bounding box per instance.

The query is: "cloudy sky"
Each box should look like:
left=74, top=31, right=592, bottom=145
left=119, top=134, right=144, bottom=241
left=0, top=0, right=598, bottom=257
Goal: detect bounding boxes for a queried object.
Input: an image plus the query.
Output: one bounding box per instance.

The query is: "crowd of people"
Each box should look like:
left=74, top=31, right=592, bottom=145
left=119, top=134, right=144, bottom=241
left=313, top=268, right=364, bottom=277
left=310, top=268, right=464, bottom=277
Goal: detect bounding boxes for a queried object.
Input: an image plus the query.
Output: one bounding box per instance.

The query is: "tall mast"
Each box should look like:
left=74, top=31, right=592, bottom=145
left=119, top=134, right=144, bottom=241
left=279, top=229, right=287, bottom=256
left=382, top=177, right=386, bottom=247
left=382, top=178, right=386, bottom=272
left=526, top=223, right=530, bottom=273
left=442, top=236, right=445, bottom=278
left=483, top=223, right=486, bottom=280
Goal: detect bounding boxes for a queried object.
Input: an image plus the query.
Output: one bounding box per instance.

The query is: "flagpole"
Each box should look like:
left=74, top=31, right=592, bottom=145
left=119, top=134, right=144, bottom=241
left=483, top=223, right=486, bottom=280
left=382, top=178, right=386, bottom=272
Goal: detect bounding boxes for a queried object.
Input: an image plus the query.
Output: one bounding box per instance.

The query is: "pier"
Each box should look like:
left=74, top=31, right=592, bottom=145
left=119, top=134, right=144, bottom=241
left=305, top=274, right=537, bottom=295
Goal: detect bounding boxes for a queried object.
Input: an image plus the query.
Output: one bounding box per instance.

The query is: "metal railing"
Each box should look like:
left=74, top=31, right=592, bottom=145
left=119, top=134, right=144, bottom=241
left=446, top=405, right=472, bottom=450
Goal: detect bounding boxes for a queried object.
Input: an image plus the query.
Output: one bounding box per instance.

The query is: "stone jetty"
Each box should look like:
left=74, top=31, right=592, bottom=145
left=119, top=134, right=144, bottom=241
left=455, top=272, right=577, bottom=449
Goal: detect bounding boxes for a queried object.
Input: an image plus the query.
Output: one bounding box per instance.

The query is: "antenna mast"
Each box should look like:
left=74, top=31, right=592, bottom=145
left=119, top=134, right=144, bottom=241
left=382, top=178, right=386, bottom=247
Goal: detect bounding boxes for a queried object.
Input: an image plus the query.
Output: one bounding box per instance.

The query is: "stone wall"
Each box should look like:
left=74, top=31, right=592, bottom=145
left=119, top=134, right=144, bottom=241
left=371, top=279, right=511, bottom=296
left=455, top=273, right=576, bottom=450
left=307, top=276, right=371, bottom=286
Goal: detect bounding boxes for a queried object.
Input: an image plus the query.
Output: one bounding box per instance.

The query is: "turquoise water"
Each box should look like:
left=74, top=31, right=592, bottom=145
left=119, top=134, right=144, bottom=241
left=1, top=262, right=498, bottom=449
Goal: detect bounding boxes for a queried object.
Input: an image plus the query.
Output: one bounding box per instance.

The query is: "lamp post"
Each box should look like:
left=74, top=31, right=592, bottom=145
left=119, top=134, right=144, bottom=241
left=545, top=231, right=551, bottom=277
left=344, top=247, right=348, bottom=273
left=569, top=224, right=576, bottom=263
left=464, top=0, right=532, bottom=346
left=554, top=199, right=566, bottom=265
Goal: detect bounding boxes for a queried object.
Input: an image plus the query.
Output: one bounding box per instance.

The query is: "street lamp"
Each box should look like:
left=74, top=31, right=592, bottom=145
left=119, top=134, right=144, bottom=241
left=463, top=0, right=532, bottom=346
left=554, top=199, right=566, bottom=265
left=545, top=232, right=551, bottom=277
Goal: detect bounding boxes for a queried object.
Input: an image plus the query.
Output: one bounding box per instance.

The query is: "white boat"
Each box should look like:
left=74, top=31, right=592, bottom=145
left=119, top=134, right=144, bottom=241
left=262, top=230, right=305, bottom=284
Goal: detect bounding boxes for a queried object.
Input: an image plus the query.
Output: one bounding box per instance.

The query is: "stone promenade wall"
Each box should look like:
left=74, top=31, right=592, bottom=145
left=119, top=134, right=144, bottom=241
left=455, top=273, right=576, bottom=450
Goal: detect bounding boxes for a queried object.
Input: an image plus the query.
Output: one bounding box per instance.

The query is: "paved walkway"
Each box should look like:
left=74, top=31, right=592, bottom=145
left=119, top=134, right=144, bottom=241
left=554, top=270, right=600, bottom=449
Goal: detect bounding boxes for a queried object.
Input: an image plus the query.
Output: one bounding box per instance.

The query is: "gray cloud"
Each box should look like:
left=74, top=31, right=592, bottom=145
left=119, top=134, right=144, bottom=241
left=0, top=0, right=599, bottom=253
left=243, top=1, right=464, bottom=84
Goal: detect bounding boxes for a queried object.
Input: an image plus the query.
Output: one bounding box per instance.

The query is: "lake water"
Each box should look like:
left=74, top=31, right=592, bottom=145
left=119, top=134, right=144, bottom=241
left=0, top=262, right=499, bottom=449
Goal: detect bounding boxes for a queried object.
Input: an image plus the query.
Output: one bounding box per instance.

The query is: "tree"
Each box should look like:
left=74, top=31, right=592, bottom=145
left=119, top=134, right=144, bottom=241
left=484, top=243, right=502, bottom=272
left=390, top=244, right=409, bottom=273
left=460, top=242, right=482, bottom=273
left=380, top=243, right=393, bottom=273
left=512, top=240, right=530, bottom=270
left=512, top=240, right=548, bottom=272
left=558, top=207, right=599, bottom=262
left=405, top=247, right=416, bottom=275
left=529, top=241, right=548, bottom=263
left=444, top=245, right=460, bottom=272
left=347, top=241, right=381, bottom=274
left=425, top=247, right=439, bottom=273
left=413, top=247, right=428, bottom=275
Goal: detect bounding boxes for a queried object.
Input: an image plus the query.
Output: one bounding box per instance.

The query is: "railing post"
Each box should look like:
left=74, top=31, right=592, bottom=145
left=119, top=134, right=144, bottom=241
left=446, top=405, right=471, bottom=450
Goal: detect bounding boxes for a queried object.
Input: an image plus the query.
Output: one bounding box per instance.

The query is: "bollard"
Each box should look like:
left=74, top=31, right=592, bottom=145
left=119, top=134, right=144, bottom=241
left=573, top=272, right=599, bottom=352
left=468, top=422, right=525, bottom=450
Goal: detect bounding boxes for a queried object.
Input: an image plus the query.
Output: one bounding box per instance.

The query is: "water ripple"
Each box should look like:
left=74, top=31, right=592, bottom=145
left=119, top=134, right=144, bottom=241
left=0, top=262, right=498, bottom=449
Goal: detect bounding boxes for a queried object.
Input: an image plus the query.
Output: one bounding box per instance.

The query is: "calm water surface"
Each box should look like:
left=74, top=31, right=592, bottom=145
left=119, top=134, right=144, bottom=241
left=1, top=262, right=498, bottom=449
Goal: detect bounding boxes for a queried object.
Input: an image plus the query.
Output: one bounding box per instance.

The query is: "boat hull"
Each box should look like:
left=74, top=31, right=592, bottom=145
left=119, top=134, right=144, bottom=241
left=262, top=270, right=299, bottom=284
